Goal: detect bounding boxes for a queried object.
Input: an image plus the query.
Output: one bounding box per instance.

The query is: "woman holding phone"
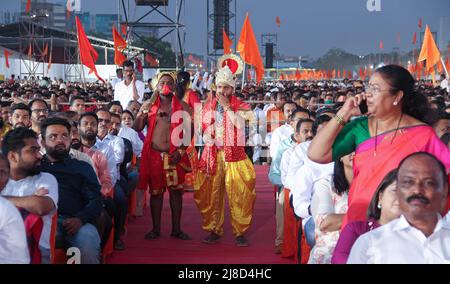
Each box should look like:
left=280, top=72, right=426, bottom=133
left=307, top=65, right=450, bottom=229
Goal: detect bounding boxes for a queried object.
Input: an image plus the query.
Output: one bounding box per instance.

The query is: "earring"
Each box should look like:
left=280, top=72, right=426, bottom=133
left=377, top=203, right=382, bottom=209
left=393, top=101, right=398, bottom=106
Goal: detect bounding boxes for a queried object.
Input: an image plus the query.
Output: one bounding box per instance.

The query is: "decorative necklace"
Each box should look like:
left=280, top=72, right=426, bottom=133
left=374, top=113, right=403, bottom=157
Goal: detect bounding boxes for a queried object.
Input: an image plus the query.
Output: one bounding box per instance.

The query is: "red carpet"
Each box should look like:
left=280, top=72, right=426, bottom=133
left=107, top=165, right=296, bottom=264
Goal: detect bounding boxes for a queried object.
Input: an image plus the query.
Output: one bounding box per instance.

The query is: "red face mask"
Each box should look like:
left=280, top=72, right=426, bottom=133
left=161, top=84, right=173, bottom=96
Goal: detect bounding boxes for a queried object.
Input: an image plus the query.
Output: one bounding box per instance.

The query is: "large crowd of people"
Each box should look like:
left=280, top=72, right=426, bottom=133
left=0, top=56, right=449, bottom=264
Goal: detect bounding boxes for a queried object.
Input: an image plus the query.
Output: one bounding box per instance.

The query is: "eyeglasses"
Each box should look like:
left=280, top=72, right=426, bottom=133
left=31, top=109, right=48, bottom=114
left=364, top=84, right=396, bottom=96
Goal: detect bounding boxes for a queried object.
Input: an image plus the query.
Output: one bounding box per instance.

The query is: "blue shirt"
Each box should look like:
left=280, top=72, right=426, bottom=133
left=41, top=155, right=102, bottom=224
left=269, top=135, right=297, bottom=186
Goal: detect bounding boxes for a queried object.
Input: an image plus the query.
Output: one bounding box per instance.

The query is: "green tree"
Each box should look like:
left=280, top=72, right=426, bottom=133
left=132, top=36, right=176, bottom=68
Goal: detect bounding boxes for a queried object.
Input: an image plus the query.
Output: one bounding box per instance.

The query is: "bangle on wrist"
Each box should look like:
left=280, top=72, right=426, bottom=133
left=334, top=114, right=347, bottom=126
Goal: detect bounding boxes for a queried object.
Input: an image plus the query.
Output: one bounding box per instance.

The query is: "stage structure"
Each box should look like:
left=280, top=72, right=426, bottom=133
left=18, top=2, right=49, bottom=80
left=261, top=33, right=278, bottom=77
left=206, top=0, right=237, bottom=70
left=120, top=0, right=185, bottom=69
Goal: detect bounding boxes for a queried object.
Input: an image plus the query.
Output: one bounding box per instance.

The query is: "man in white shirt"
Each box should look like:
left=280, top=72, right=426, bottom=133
left=269, top=101, right=295, bottom=159
left=114, top=61, right=145, bottom=109
left=94, top=109, right=127, bottom=250
left=0, top=196, right=30, bottom=264
left=1, top=128, right=58, bottom=264
left=348, top=152, right=449, bottom=264
left=111, top=68, right=123, bottom=90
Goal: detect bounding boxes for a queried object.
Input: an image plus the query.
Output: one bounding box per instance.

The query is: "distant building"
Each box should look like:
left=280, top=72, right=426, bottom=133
left=93, top=14, right=121, bottom=39
left=0, top=11, right=20, bottom=25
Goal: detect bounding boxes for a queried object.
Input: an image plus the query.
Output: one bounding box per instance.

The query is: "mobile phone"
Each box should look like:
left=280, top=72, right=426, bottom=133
left=359, top=99, right=368, bottom=115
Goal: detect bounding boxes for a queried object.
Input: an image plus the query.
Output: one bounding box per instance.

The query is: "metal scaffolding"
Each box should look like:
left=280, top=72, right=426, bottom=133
left=18, top=11, right=48, bottom=80
left=120, top=0, right=185, bottom=69
left=206, top=0, right=236, bottom=70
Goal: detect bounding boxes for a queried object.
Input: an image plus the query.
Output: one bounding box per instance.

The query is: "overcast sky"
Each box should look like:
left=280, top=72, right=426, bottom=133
left=5, top=0, right=450, bottom=59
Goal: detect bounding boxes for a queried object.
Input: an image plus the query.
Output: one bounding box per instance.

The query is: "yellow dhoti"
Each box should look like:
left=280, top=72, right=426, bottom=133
left=194, top=150, right=256, bottom=237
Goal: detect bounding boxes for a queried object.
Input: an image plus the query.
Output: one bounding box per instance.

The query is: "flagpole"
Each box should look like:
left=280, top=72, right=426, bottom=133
left=441, top=57, right=449, bottom=80
left=76, top=32, right=87, bottom=91
left=241, top=62, right=246, bottom=90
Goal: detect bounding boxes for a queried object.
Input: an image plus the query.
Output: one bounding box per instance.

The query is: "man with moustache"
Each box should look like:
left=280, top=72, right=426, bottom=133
left=29, top=99, right=49, bottom=135
left=269, top=117, right=314, bottom=253
left=194, top=61, right=256, bottom=247
left=0, top=101, right=12, bottom=140
left=348, top=152, right=449, bottom=264
left=78, top=112, right=125, bottom=250
left=94, top=109, right=128, bottom=249
left=40, top=117, right=102, bottom=264
left=9, top=103, right=31, bottom=129
left=75, top=113, right=114, bottom=251
left=109, top=113, right=140, bottom=196
left=1, top=127, right=58, bottom=263
left=114, top=60, right=145, bottom=109
left=133, top=71, right=192, bottom=241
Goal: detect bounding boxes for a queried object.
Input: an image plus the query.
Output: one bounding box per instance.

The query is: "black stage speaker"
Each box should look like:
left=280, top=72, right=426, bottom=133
left=265, top=43, right=274, bottom=68
left=213, top=0, right=230, bottom=50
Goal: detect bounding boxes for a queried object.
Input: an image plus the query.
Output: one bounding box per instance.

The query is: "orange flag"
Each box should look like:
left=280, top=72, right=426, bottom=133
left=359, top=67, right=364, bottom=80
left=412, top=32, right=417, bottom=45
left=28, top=43, right=33, bottom=59
left=338, top=69, right=341, bottom=78
left=4, top=49, right=12, bottom=68
left=112, top=25, right=127, bottom=66
left=47, top=49, right=52, bottom=70
left=145, top=53, right=158, bottom=67
left=418, top=25, right=441, bottom=73
left=295, top=68, right=301, bottom=81
left=26, top=0, right=31, bottom=14
left=76, top=16, right=104, bottom=82
left=332, top=69, right=336, bottom=78
left=223, top=28, right=232, bottom=55
left=379, top=40, right=384, bottom=50
left=121, top=24, right=128, bottom=36
left=41, top=43, right=48, bottom=57
left=134, top=58, right=143, bottom=73
left=237, top=14, right=265, bottom=82
left=418, top=17, right=423, bottom=29
left=276, top=16, right=281, bottom=28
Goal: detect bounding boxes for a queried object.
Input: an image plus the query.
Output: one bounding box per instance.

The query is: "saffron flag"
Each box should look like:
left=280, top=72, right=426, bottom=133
left=42, top=43, right=48, bottom=57
left=75, top=16, right=104, bottom=82
left=112, top=25, right=127, bottom=66
left=121, top=24, right=128, bottom=36
left=134, top=57, right=143, bottom=73
left=418, top=25, right=441, bottom=73
left=379, top=40, right=384, bottom=50
left=237, top=14, right=265, bottom=82
left=4, top=49, right=12, bottom=68
left=26, top=0, right=31, bottom=14
left=145, top=53, right=158, bottom=67
left=28, top=43, right=32, bottom=59
left=412, top=32, right=417, bottom=45
left=223, top=28, right=232, bottom=55
left=418, top=17, right=423, bottom=29
left=47, top=48, right=52, bottom=70
left=276, top=16, right=281, bottom=28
